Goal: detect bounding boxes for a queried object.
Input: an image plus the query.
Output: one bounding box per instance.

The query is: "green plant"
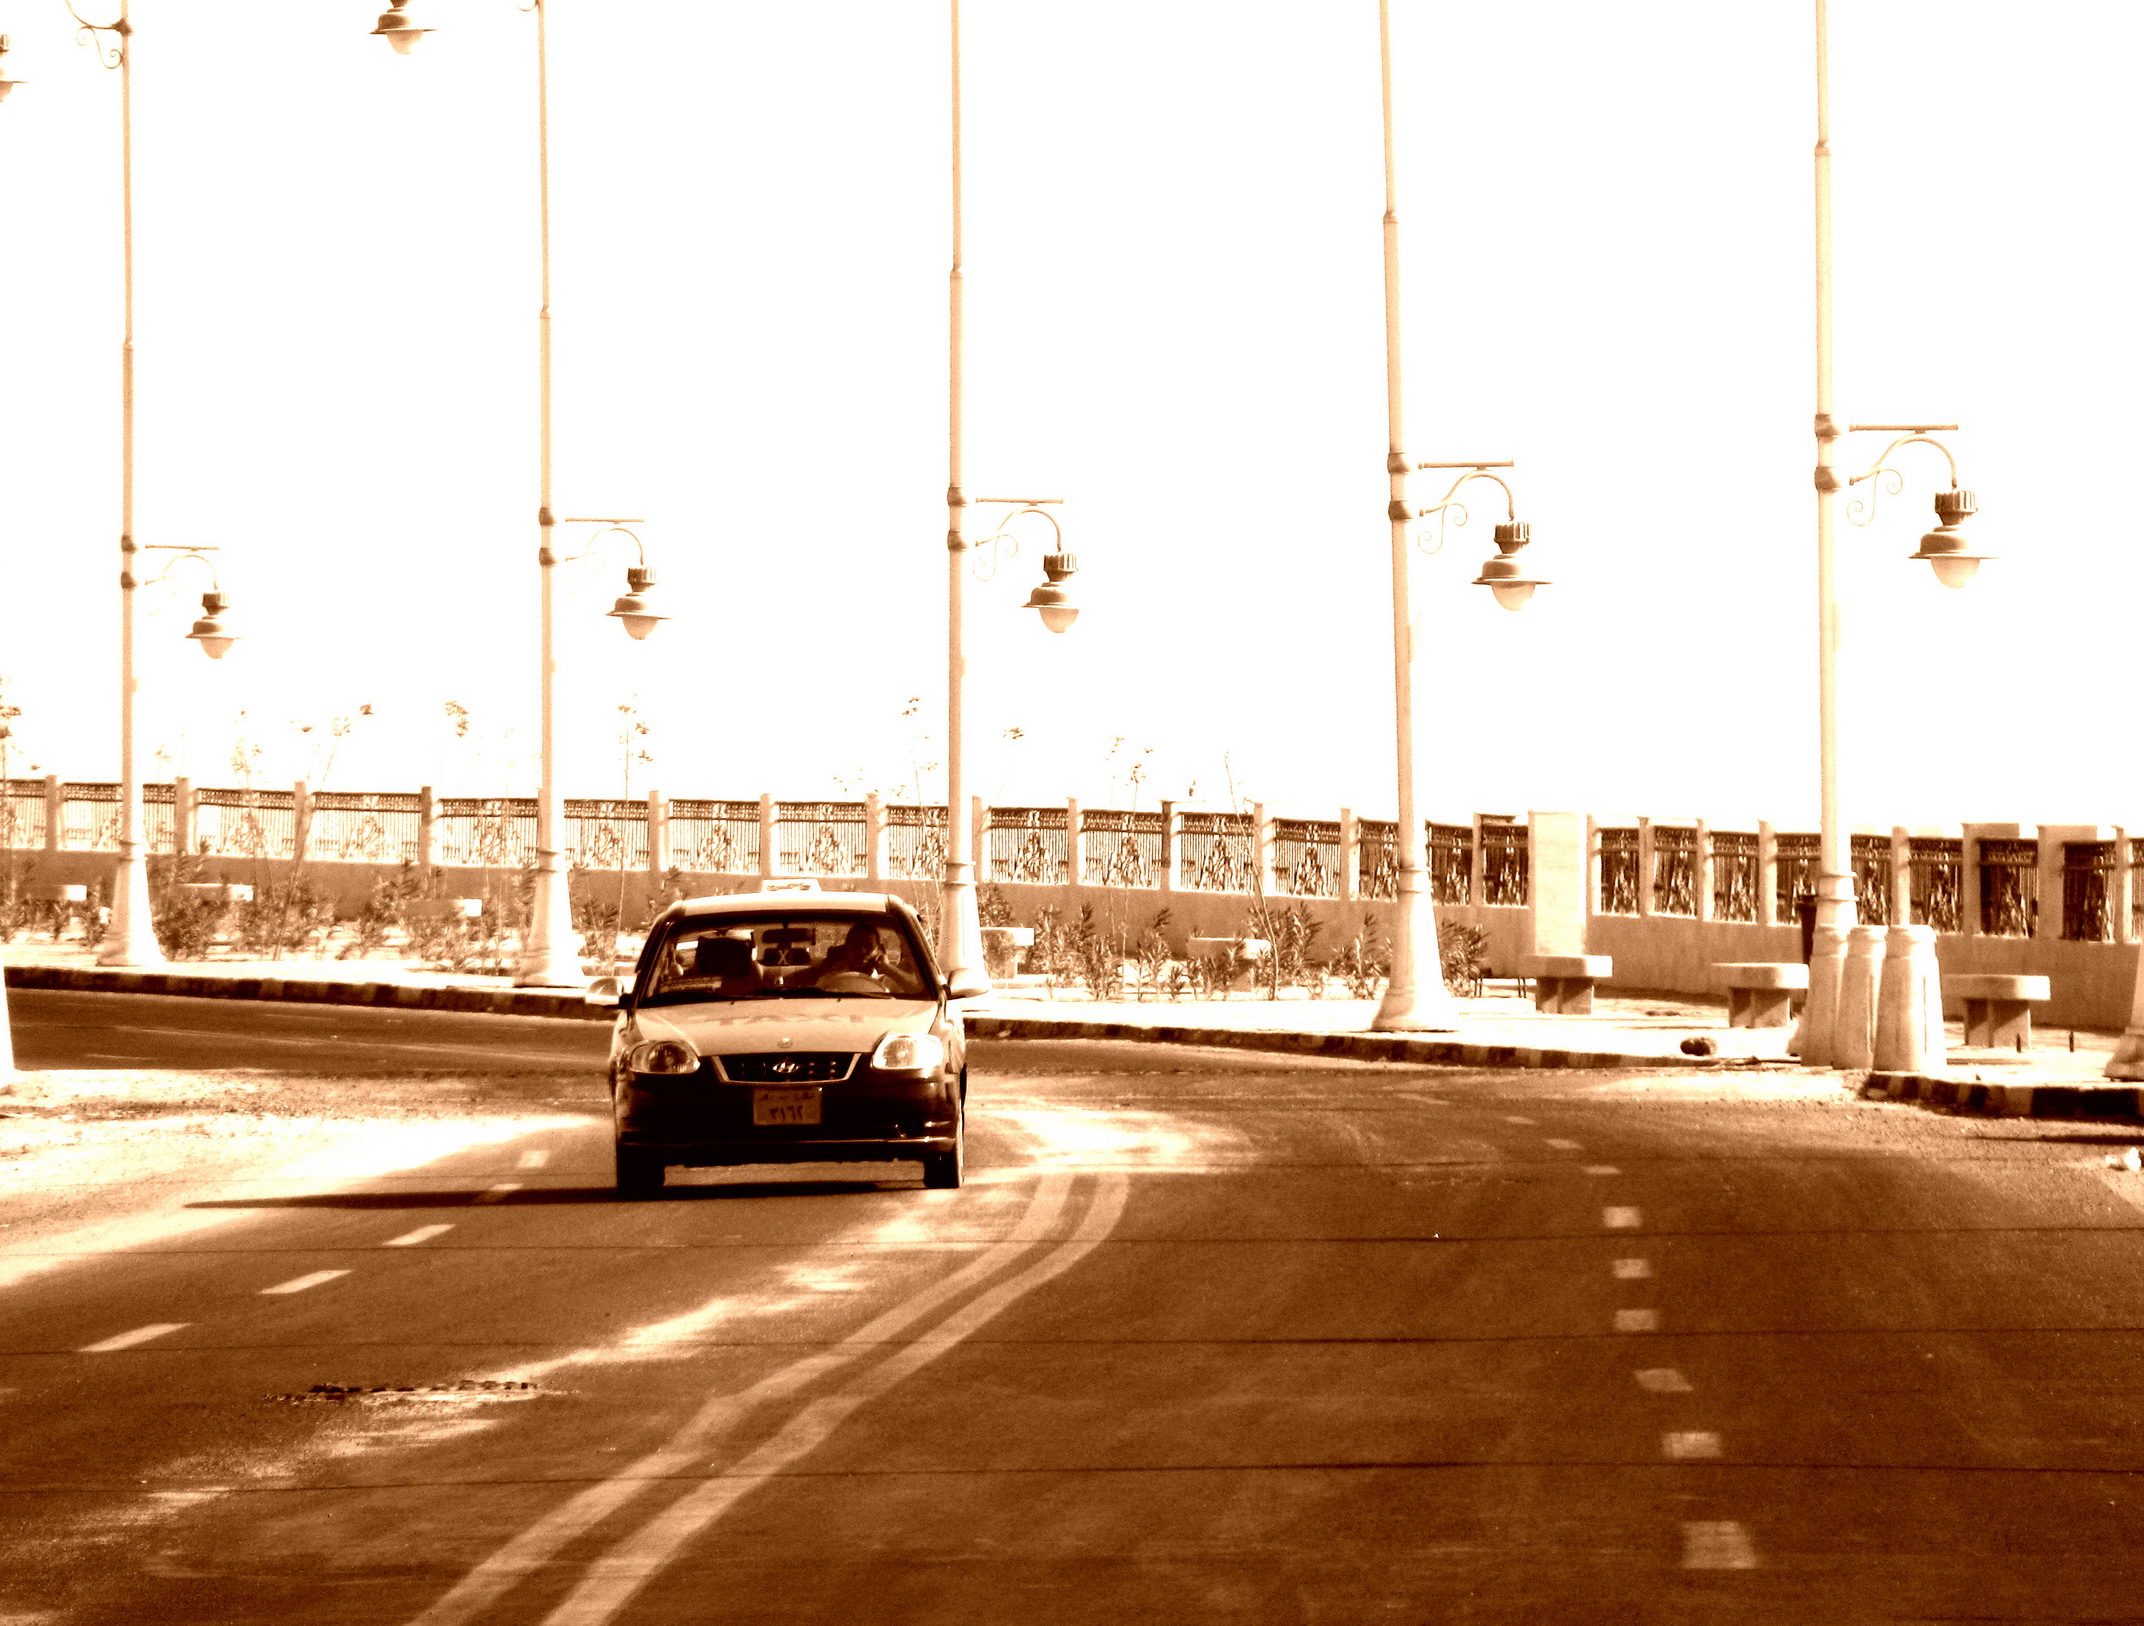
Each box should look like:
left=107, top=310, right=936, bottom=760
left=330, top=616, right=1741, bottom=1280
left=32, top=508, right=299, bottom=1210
left=1333, top=927, right=1388, bottom=1000
left=575, top=895, right=622, bottom=970
left=235, top=877, right=335, bottom=960
left=977, top=884, right=1016, bottom=927
left=340, top=861, right=425, bottom=961
left=148, top=848, right=225, bottom=960
left=1247, top=902, right=1322, bottom=1001
left=1031, top=906, right=1070, bottom=997
left=1130, top=908, right=1173, bottom=1002
left=1187, top=942, right=1247, bottom=1001
left=1439, top=922, right=1490, bottom=998
left=81, top=883, right=109, bottom=949
left=1065, top=905, right=1124, bottom=1002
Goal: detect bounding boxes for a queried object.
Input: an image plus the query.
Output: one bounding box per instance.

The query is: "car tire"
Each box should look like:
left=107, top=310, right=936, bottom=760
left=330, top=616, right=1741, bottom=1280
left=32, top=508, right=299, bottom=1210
left=615, top=1143, right=664, bottom=1198
left=922, top=1102, right=965, bottom=1190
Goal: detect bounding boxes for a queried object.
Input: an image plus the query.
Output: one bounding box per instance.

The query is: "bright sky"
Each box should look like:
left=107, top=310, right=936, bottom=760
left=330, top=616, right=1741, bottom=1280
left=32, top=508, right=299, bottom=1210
left=0, top=2, right=2133, bottom=828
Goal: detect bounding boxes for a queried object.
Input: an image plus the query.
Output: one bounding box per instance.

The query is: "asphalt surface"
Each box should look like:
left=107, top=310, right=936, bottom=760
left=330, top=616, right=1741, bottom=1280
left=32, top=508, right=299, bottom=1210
left=8, top=989, right=2144, bottom=1622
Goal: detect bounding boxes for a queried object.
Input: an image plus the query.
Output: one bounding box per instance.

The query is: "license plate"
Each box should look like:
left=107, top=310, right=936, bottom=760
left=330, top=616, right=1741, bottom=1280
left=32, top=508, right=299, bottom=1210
left=753, top=1087, right=822, bottom=1127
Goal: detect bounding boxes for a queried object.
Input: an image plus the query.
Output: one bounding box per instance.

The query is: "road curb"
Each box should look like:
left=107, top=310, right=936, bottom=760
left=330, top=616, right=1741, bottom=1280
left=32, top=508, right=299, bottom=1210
left=5, top=963, right=1728, bottom=1070
left=1864, top=1069, right=2142, bottom=1121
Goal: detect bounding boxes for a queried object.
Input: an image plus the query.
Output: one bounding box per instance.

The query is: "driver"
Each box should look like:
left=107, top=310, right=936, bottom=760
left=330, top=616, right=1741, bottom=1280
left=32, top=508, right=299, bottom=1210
left=815, top=921, right=889, bottom=986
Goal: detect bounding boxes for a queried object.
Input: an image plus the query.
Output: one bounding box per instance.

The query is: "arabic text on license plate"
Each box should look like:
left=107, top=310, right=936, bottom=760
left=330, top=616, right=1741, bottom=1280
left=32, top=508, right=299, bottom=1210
left=753, top=1087, right=821, bottom=1126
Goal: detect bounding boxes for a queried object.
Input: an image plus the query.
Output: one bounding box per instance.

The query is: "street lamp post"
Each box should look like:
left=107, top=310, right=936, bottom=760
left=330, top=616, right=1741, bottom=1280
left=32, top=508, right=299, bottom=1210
left=1800, top=0, right=1991, bottom=1066
left=1370, top=0, right=1550, bottom=1032
left=942, top=0, right=1079, bottom=992
left=374, top=3, right=661, bottom=988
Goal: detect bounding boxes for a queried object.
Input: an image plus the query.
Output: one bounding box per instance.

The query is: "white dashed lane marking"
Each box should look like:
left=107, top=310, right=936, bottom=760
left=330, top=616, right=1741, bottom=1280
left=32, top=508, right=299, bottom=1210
left=1614, top=1308, right=1659, bottom=1333
left=1583, top=1165, right=1622, bottom=1177
left=475, top=1184, right=523, bottom=1204
left=260, top=1270, right=350, bottom=1296
left=386, top=1225, right=456, bottom=1248
left=1636, top=1368, right=1693, bottom=1393
left=1545, top=1138, right=1582, bottom=1151
left=81, top=1323, right=188, bottom=1353
left=1603, top=1206, right=1642, bottom=1229
left=517, top=1150, right=552, bottom=1169
left=1502, top=1115, right=1536, bottom=1125
left=1664, top=1431, right=1721, bottom=1459
left=1612, top=1257, right=1651, bottom=1279
left=1682, top=1521, right=1758, bottom=1569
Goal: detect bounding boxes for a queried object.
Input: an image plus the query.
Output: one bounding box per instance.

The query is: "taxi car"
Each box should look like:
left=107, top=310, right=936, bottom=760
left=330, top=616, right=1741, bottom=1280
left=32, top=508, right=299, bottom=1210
left=587, top=889, right=985, bottom=1196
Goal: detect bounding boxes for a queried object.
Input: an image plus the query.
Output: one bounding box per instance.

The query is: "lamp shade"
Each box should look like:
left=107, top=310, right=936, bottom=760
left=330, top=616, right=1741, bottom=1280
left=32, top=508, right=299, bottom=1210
left=371, top=3, right=430, bottom=52
left=1472, top=521, right=1548, bottom=611
left=606, top=565, right=666, bottom=640
left=1023, top=551, right=1080, bottom=633
left=186, top=592, right=237, bottom=660
left=1910, top=490, right=1991, bottom=590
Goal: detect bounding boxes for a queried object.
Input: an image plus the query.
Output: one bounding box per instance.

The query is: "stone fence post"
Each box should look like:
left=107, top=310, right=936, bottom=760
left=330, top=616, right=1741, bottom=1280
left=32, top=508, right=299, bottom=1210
left=174, top=776, right=195, bottom=856
left=759, top=793, right=777, bottom=879
left=417, top=786, right=436, bottom=869
left=1756, top=819, right=1777, bottom=927
left=1159, top=800, right=1177, bottom=896
left=864, top=792, right=885, bottom=882
left=293, top=780, right=312, bottom=863
left=1065, top=798, right=1084, bottom=887
left=647, top=788, right=667, bottom=878
left=1251, top=802, right=1270, bottom=901
left=1338, top=806, right=1355, bottom=902
left=43, top=774, right=60, bottom=853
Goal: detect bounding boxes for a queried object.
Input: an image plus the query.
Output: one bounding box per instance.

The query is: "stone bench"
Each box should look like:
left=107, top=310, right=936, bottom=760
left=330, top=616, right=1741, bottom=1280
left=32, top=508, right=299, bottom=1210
left=1711, top=961, right=1809, bottom=1029
left=1518, top=954, right=1612, bottom=1015
left=404, top=897, right=485, bottom=922
left=1945, top=974, right=2052, bottom=1052
left=179, top=882, right=253, bottom=904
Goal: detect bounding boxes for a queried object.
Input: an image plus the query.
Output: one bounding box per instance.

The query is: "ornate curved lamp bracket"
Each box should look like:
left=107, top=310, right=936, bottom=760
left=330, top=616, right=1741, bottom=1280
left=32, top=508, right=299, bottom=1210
left=968, top=499, right=1062, bottom=583
left=1410, top=464, right=1516, bottom=557
left=1843, top=427, right=1960, bottom=527
left=65, top=1, right=128, bottom=67
left=553, top=517, right=649, bottom=570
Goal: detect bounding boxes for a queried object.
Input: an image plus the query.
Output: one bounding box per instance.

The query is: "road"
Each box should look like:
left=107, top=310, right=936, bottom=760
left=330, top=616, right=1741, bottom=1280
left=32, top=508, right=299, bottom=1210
left=7, top=987, right=2144, bottom=1622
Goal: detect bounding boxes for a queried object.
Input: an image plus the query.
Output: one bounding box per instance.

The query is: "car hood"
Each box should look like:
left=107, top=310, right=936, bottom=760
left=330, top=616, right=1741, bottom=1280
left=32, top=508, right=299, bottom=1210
left=627, top=998, right=938, bottom=1055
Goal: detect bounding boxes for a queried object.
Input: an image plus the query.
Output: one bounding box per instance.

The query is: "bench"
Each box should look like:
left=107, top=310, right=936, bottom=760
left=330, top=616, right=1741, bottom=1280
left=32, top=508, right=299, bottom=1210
left=1518, top=953, right=1612, bottom=1015
left=1945, top=974, right=2052, bottom=1052
left=1711, top=962, right=1809, bottom=1029
left=179, top=882, right=253, bottom=904
left=980, top=925, right=1035, bottom=977
left=404, top=897, right=485, bottom=922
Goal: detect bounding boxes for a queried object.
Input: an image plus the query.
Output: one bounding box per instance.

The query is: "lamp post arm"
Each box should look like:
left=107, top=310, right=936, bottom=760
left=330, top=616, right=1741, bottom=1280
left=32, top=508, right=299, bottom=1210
left=1415, top=468, right=1518, bottom=521
left=1844, top=431, right=1961, bottom=490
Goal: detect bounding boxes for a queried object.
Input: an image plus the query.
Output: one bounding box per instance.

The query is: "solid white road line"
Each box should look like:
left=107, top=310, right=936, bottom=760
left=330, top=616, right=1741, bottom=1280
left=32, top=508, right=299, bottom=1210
left=1583, top=1165, right=1622, bottom=1176
left=98, top=1023, right=588, bottom=1068
left=517, top=1150, right=552, bottom=1169
left=261, top=1270, right=351, bottom=1296
left=80, top=1323, right=188, bottom=1353
left=1635, top=1368, right=1693, bottom=1393
left=1612, top=1258, right=1651, bottom=1279
left=1614, top=1308, right=1660, bottom=1333
left=385, top=1225, right=456, bottom=1248
left=405, top=1172, right=1081, bottom=1626
left=1682, top=1520, right=1758, bottom=1569
left=1603, top=1206, right=1642, bottom=1229
left=536, top=1173, right=1133, bottom=1626
left=474, top=1184, right=523, bottom=1204
left=1663, top=1431, right=1721, bottom=1459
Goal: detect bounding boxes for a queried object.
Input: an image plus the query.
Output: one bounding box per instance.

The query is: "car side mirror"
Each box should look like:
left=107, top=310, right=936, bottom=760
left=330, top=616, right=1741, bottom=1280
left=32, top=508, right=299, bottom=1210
left=585, top=975, right=623, bottom=1009
left=944, top=970, right=992, bottom=1002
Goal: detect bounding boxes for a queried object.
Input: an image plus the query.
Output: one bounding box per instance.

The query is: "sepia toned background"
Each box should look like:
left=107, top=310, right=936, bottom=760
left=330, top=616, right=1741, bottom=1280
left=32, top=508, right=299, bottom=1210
left=0, top=1, right=2132, bottom=821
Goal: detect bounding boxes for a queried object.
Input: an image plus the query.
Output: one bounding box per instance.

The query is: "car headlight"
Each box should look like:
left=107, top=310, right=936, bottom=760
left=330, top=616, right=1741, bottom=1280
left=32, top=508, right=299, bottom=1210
left=627, top=1038, right=700, bottom=1076
left=870, top=1032, right=946, bottom=1073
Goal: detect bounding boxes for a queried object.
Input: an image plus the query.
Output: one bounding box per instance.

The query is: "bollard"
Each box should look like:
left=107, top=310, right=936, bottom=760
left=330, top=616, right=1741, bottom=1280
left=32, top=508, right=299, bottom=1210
left=1873, top=924, right=1946, bottom=1077
left=1833, top=926, right=1887, bottom=1071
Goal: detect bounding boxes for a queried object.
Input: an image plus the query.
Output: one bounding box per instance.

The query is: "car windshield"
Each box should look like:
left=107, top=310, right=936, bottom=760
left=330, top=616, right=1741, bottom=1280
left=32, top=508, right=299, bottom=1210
left=638, top=911, right=935, bottom=1005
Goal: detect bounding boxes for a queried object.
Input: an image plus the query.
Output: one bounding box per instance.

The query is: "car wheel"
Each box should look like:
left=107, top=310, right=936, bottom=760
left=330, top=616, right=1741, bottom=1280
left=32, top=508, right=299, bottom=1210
left=922, top=1103, right=965, bottom=1190
left=615, top=1142, right=664, bottom=1198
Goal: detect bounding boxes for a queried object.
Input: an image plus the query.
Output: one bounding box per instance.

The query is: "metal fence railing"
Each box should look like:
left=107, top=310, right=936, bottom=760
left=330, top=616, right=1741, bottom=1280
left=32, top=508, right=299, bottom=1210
left=1852, top=833, right=1893, bottom=926
left=1178, top=811, right=1254, bottom=893
left=1909, top=837, right=1963, bottom=933
left=1272, top=818, right=1340, bottom=899
left=566, top=798, right=650, bottom=872
left=194, top=786, right=295, bottom=859
left=2064, top=841, right=2117, bottom=943
left=435, top=797, right=537, bottom=868
left=1979, top=838, right=2039, bottom=937
left=667, top=799, right=760, bottom=875
left=306, top=791, right=424, bottom=864
left=1428, top=823, right=1471, bottom=905
left=884, top=804, right=945, bottom=881
left=1712, top=829, right=1759, bottom=922
left=777, top=801, right=866, bottom=877
left=1480, top=820, right=1528, bottom=907
left=989, top=807, right=1068, bottom=885
left=1653, top=826, right=1699, bottom=917
left=1774, top=832, right=1820, bottom=922
left=1084, top=808, right=1165, bottom=890
left=1598, top=827, right=1640, bottom=915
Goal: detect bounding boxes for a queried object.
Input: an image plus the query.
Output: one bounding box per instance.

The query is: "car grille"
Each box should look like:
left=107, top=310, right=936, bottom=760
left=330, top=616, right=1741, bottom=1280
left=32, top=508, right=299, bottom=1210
left=715, top=1052, right=860, bottom=1084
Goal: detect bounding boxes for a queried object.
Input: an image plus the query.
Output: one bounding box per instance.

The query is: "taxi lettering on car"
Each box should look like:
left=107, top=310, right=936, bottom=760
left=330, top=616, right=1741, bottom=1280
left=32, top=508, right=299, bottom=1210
left=586, top=886, right=985, bottom=1196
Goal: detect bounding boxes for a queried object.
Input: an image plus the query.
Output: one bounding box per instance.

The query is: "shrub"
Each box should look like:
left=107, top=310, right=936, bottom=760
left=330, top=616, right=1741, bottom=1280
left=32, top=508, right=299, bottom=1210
left=1333, top=928, right=1388, bottom=1000
left=148, top=850, right=225, bottom=960
left=1439, top=923, right=1489, bottom=998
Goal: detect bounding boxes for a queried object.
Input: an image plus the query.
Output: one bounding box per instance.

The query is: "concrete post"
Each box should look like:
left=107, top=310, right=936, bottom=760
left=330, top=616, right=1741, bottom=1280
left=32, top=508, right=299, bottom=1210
left=1757, top=819, right=1777, bottom=927
left=864, top=792, right=885, bottom=882
left=42, top=774, right=60, bottom=854
left=1159, top=800, right=1177, bottom=896
left=1636, top=816, right=1655, bottom=918
left=646, top=788, right=667, bottom=879
left=759, top=794, right=777, bottom=878
left=292, top=781, right=311, bottom=863
left=417, top=786, right=437, bottom=870
left=973, top=797, right=989, bottom=887
left=1961, top=829, right=1985, bottom=940
left=174, top=776, right=195, bottom=857
left=1468, top=812, right=1488, bottom=906
left=1696, top=819, right=1714, bottom=923
left=1585, top=815, right=1601, bottom=918
left=1874, top=923, right=1946, bottom=1077
left=2116, top=826, right=2134, bottom=947
left=1065, top=798, right=1084, bottom=887
left=1527, top=812, right=1588, bottom=959
left=1891, top=826, right=1912, bottom=927
left=1338, top=807, right=1356, bottom=903
left=1835, top=925, right=1888, bottom=1071
left=1251, top=802, right=1271, bottom=900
